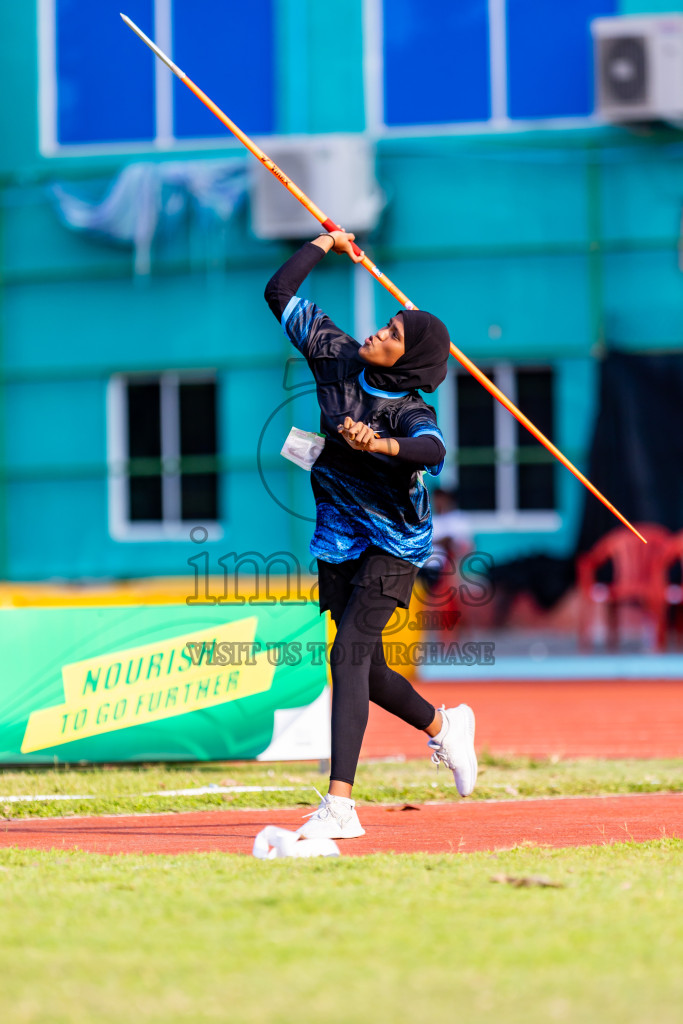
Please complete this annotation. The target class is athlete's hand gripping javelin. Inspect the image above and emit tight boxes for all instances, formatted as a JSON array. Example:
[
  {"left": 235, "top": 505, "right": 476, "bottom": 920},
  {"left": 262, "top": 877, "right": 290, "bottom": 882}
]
[{"left": 312, "top": 230, "right": 365, "bottom": 263}]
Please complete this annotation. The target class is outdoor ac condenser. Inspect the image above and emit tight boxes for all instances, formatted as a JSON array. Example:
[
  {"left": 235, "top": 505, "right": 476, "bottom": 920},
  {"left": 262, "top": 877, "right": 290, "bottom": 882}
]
[
  {"left": 592, "top": 14, "right": 683, "bottom": 122},
  {"left": 249, "top": 134, "right": 385, "bottom": 240}
]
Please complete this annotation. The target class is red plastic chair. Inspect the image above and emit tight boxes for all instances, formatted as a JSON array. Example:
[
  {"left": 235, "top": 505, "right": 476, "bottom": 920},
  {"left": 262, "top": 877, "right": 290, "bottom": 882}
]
[
  {"left": 577, "top": 524, "right": 671, "bottom": 651},
  {"left": 651, "top": 531, "right": 683, "bottom": 651}
]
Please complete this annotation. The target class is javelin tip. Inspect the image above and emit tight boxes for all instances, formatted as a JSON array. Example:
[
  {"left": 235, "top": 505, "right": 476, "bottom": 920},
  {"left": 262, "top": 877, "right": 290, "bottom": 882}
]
[{"left": 120, "top": 12, "right": 186, "bottom": 79}]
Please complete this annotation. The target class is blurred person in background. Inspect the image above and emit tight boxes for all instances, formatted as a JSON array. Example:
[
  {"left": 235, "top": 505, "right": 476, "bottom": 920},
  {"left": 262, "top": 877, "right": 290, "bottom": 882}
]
[
  {"left": 431, "top": 486, "right": 473, "bottom": 572},
  {"left": 417, "top": 486, "right": 474, "bottom": 631}
]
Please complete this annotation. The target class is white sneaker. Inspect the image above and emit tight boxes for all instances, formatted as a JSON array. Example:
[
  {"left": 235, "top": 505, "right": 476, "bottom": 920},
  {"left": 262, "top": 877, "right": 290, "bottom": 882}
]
[
  {"left": 427, "top": 704, "right": 478, "bottom": 797},
  {"left": 296, "top": 790, "right": 366, "bottom": 840}
]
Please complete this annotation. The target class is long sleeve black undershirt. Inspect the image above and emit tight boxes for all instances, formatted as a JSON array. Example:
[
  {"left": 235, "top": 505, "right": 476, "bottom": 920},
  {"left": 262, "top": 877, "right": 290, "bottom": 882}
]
[
  {"left": 265, "top": 243, "right": 446, "bottom": 468},
  {"left": 264, "top": 241, "right": 325, "bottom": 320},
  {"left": 394, "top": 434, "right": 444, "bottom": 465}
]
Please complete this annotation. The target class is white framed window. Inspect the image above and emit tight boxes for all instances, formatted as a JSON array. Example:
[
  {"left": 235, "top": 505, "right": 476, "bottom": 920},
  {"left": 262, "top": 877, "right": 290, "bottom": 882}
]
[
  {"left": 439, "top": 362, "right": 561, "bottom": 532},
  {"left": 107, "top": 371, "right": 222, "bottom": 541},
  {"left": 38, "top": 0, "right": 276, "bottom": 155},
  {"left": 363, "top": 0, "right": 618, "bottom": 136}
]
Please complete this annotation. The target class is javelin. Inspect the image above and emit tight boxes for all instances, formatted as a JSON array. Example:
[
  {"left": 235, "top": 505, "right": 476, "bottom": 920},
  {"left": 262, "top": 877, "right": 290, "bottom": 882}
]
[{"left": 121, "top": 13, "right": 645, "bottom": 544}]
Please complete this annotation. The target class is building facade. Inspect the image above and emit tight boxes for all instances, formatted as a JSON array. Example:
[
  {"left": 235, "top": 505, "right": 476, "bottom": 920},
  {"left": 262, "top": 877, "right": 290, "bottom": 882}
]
[{"left": 1, "top": 0, "right": 682, "bottom": 581}]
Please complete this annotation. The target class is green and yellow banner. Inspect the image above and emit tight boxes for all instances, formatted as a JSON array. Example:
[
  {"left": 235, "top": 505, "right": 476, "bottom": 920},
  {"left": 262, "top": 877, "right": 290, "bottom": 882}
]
[{"left": 0, "top": 603, "right": 328, "bottom": 764}]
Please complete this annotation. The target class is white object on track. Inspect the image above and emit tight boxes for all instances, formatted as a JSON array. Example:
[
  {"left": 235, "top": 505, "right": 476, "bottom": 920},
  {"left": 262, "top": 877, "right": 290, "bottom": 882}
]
[{"left": 252, "top": 825, "right": 340, "bottom": 859}]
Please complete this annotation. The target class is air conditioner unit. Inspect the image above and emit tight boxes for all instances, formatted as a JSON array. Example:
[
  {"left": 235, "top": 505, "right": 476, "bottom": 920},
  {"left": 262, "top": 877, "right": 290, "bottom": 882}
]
[
  {"left": 592, "top": 14, "right": 683, "bottom": 121},
  {"left": 249, "top": 134, "right": 385, "bottom": 240}
]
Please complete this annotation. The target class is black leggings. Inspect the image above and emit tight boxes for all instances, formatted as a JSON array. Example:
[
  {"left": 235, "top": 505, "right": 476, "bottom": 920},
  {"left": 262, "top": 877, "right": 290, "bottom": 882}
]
[{"left": 329, "top": 578, "right": 436, "bottom": 786}]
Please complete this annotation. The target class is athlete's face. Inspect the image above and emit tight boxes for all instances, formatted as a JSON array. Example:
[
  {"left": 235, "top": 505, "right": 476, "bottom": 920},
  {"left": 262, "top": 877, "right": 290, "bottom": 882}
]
[{"left": 359, "top": 315, "right": 405, "bottom": 366}]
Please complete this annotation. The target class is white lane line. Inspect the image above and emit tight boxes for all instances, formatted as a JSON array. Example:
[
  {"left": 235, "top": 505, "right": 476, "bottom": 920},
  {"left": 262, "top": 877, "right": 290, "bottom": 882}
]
[
  {"left": 3, "top": 788, "right": 680, "bottom": 806},
  {"left": 1, "top": 785, "right": 299, "bottom": 804}
]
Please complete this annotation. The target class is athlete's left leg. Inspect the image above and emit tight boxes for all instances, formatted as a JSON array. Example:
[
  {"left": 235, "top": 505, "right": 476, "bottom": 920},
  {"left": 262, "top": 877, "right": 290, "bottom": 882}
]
[{"left": 367, "top": 643, "right": 439, "bottom": 733}]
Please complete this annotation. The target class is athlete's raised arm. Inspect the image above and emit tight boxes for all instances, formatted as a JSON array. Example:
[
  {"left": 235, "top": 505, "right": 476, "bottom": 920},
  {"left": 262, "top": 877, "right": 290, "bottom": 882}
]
[{"left": 264, "top": 231, "right": 363, "bottom": 321}]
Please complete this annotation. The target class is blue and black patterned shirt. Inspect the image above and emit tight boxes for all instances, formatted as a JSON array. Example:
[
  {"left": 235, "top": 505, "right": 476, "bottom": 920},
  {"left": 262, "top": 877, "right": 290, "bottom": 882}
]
[{"left": 265, "top": 243, "right": 446, "bottom": 567}]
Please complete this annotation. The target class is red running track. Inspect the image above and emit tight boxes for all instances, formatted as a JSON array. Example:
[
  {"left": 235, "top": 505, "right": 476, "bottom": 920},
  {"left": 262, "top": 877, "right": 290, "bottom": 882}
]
[
  {"left": 1, "top": 794, "right": 681, "bottom": 857},
  {"left": 1, "top": 679, "right": 681, "bottom": 858},
  {"left": 360, "top": 680, "right": 683, "bottom": 761}
]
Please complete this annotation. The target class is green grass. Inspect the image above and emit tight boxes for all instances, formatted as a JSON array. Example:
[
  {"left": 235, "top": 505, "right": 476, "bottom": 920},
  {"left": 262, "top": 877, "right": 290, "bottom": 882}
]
[
  {"left": 1, "top": 755, "right": 682, "bottom": 819},
  {"left": 0, "top": 841, "right": 682, "bottom": 1024}
]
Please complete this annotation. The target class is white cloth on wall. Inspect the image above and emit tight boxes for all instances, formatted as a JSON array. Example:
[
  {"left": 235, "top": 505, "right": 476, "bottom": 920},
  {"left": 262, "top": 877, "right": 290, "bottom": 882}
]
[{"left": 51, "top": 159, "right": 248, "bottom": 276}]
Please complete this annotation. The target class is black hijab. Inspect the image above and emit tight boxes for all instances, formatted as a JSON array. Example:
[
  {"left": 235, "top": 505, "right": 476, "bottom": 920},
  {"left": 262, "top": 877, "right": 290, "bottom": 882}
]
[{"left": 363, "top": 310, "right": 451, "bottom": 394}]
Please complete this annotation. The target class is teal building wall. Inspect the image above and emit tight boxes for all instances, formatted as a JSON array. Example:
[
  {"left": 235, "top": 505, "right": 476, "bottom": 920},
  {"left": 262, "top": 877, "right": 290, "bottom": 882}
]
[{"left": 1, "top": 1, "right": 682, "bottom": 580}]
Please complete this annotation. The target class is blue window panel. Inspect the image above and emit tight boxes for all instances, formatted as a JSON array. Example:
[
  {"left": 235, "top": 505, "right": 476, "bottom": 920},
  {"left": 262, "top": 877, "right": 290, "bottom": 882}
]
[
  {"left": 507, "top": 0, "right": 618, "bottom": 119},
  {"left": 383, "top": 0, "right": 490, "bottom": 126},
  {"left": 172, "top": 0, "right": 275, "bottom": 138},
  {"left": 56, "top": 0, "right": 155, "bottom": 144}
]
